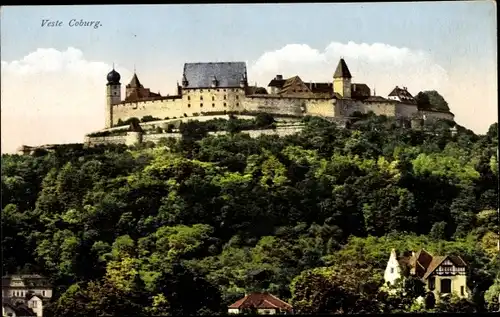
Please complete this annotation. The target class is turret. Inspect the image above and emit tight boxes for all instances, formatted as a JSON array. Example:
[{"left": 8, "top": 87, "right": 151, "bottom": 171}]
[
  {"left": 333, "top": 58, "right": 352, "bottom": 98},
  {"left": 211, "top": 75, "right": 218, "bottom": 88},
  {"left": 239, "top": 74, "right": 247, "bottom": 88},
  {"left": 182, "top": 74, "right": 189, "bottom": 88},
  {"left": 105, "top": 67, "right": 121, "bottom": 128}
]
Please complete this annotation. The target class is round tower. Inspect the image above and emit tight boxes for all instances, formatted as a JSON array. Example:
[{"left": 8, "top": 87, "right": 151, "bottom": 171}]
[{"left": 106, "top": 67, "right": 121, "bottom": 129}]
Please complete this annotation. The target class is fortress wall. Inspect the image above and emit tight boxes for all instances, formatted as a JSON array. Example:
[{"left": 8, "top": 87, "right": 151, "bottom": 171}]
[
  {"left": 420, "top": 110, "right": 454, "bottom": 121},
  {"left": 304, "top": 99, "right": 336, "bottom": 117},
  {"left": 360, "top": 102, "right": 398, "bottom": 116},
  {"left": 395, "top": 103, "right": 419, "bottom": 118},
  {"left": 336, "top": 99, "right": 398, "bottom": 117},
  {"left": 112, "top": 98, "right": 183, "bottom": 125},
  {"left": 143, "top": 133, "right": 182, "bottom": 143},
  {"left": 84, "top": 135, "right": 126, "bottom": 146},
  {"left": 242, "top": 96, "right": 306, "bottom": 117},
  {"left": 86, "top": 125, "right": 305, "bottom": 146}
]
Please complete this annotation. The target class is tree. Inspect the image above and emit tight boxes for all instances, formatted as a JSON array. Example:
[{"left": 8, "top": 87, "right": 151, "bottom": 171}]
[{"left": 415, "top": 90, "right": 450, "bottom": 112}]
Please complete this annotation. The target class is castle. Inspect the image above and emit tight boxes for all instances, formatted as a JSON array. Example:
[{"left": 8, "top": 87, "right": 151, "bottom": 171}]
[
  {"left": 103, "top": 58, "right": 454, "bottom": 131},
  {"left": 17, "top": 58, "right": 456, "bottom": 154}
]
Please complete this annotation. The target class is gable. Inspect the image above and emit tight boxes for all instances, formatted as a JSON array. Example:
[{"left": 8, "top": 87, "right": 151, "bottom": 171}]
[{"left": 279, "top": 76, "right": 312, "bottom": 94}]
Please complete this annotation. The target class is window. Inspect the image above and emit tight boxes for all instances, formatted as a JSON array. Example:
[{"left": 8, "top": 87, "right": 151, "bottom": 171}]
[
  {"left": 236, "top": 103, "right": 239, "bottom": 107},
  {"left": 390, "top": 268, "right": 394, "bottom": 274},
  {"left": 42, "top": 290, "right": 46, "bottom": 297},
  {"left": 212, "top": 96, "right": 215, "bottom": 101},
  {"left": 440, "top": 279, "right": 451, "bottom": 294},
  {"left": 200, "top": 96, "right": 203, "bottom": 100},
  {"left": 217, "top": 89, "right": 220, "bottom": 92},
  {"left": 187, "top": 104, "right": 191, "bottom": 108},
  {"left": 223, "top": 103, "right": 227, "bottom": 107},
  {"left": 200, "top": 89, "right": 203, "bottom": 93},
  {"left": 428, "top": 277, "right": 435, "bottom": 290},
  {"left": 236, "top": 95, "right": 239, "bottom": 100},
  {"left": 31, "top": 301, "right": 38, "bottom": 308},
  {"left": 114, "top": 92, "right": 117, "bottom": 96},
  {"left": 224, "top": 95, "right": 227, "bottom": 100},
  {"left": 200, "top": 103, "right": 203, "bottom": 107},
  {"left": 187, "top": 96, "right": 190, "bottom": 100},
  {"left": 461, "top": 286, "right": 465, "bottom": 296},
  {"left": 212, "top": 103, "right": 215, "bottom": 107}
]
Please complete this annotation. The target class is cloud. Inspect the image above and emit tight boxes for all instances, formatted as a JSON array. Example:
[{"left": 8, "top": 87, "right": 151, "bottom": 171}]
[
  {"left": 248, "top": 41, "right": 496, "bottom": 133},
  {"left": 1, "top": 43, "right": 495, "bottom": 153},
  {"left": 249, "top": 41, "right": 449, "bottom": 96},
  {"left": 1, "top": 47, "right": 132, "bottom": 153}
]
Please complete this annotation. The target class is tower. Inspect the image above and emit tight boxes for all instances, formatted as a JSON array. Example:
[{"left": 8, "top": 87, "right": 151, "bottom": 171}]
[
  {"left": 106, "top": 67, "right": 121, "bottom": 128},
  {"left": 333, "top": 58, "right": 352, "bottom": 98}
]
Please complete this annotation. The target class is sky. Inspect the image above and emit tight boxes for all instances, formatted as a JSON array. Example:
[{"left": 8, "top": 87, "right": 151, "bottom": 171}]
[{"left": 1, "top": 2, "right": 497, "bottom": 153}]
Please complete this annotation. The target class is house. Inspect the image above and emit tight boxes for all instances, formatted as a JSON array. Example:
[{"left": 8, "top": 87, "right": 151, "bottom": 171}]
[
  {"left": 1, "top": 275, "right": 52, "bottom": 317},
  {"left": 2, "top": 300, "right": 37, "bottom": 317},
  {"left": 228, "top": 292, "right": 293, "bottom": 315},
  {"left": 384, "top": 249, "right": 469, "bottom": 299}
]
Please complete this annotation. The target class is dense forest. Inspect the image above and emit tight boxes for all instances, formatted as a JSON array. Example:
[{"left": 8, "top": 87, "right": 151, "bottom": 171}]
[{"left": 2, "top": 113, "right": 499, "bottom": 315}]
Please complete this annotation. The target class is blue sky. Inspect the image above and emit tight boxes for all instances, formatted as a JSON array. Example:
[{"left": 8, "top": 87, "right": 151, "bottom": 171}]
[
  {"left": 2, "top": 3, "right": 496, "bottom": 71},
  {"left": 1, "top": 3, "right": 497, "bottom": 152}
]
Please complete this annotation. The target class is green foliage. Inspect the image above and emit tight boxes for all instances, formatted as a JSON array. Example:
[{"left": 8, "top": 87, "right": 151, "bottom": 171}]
[
  {"left": 415, "top": 90, "right": 450, "bottom": 112},
  {"left": 2, "top": 116, "right": 498, "bottom": 314}
]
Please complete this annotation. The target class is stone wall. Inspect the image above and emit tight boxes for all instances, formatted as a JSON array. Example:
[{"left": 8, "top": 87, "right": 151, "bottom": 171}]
[
  {"left": 421, "top": 110, "right": 454, "bottom": 121},
  {"left": 243, "top": 96, "right": 334, "bottom": 117},
  {"left": 84, "top": 135, "right": 126, "bottom": 145},
  {"left": 111, "top": 87, "right": 246, "bottom": 126},
  {"left": 112, "top": 97, "right": 183, "bottom": 125},
  {"left": 85, "top": 125, "right": 305, "bottom": 147},
  {"left": 395, "top": 103, "right": 419, "bottom": 118}
]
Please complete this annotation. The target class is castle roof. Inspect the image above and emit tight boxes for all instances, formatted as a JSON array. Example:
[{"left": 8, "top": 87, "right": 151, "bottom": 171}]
[
  {"left": 107, "top": 69, "right": 121, "bottom": 85},
  {"left": 127, "top": 73, "right": 144, "bottom": 89},
  {"left": 333, "top": 58, "right": 352, "bottom": 79},
  {"left": 182, "top": 62, "right": 247, "bottom": 89},
  {"left": 388, "top": 86, "right": 416, "bottom": 104},
  {"left": 395, "top": 249, "right": 468, "bottom": 280},
  {"left": 351, "top": 83, "right": 371, "bottom": 99},
  {"left": 228, "top": 292, "right": 293, "bottom": 312}
]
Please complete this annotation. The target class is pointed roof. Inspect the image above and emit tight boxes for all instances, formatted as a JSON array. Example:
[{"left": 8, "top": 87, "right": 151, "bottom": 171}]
[
  {"left": 333, "top": 58, "right": 352, "bottom": 79},
  {"left": 127, "top": 73, "right": 143, "bottom": 88}
]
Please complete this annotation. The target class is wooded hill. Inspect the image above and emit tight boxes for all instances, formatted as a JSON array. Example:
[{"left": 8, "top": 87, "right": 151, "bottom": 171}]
[{"left": 2, "top": 113, "right": 499, "bottom": 315}]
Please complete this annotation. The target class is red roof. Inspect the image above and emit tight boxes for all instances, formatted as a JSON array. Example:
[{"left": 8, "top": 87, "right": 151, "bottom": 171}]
[{"left": 228, "top": 292, "right": 293, "bottom": 311}]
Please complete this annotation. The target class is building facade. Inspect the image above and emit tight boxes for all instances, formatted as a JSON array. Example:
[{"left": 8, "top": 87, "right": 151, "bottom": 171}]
[
  {"left": 103, "top": 58, "right": 454, "bottom": 130},
  {"left": 384, "top": 249, "right": 469, "bottom": 299},
  {"left": 2, "top": 275, "right": 53, "bottom": 317}
]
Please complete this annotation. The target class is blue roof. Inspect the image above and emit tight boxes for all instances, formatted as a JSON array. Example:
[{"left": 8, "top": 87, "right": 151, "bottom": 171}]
[{"left": 183, "top": 62, "right": 247, "bottom": 88}]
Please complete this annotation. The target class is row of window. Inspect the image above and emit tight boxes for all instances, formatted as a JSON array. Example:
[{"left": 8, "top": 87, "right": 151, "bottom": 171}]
[
  {"left": 187, "top": 103, "right": 240, "bottom": 108},
  {"left": 428, "top": 277, "right": 465, "bottom": 296},
  {"left": 12, "top": 290, "right": 46, "bottom": 297},
  {"left": 187, "top": 95, "right": 239, "bottom": 101}
]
